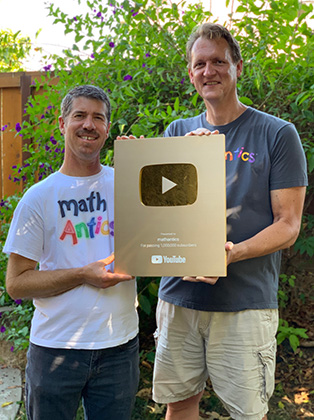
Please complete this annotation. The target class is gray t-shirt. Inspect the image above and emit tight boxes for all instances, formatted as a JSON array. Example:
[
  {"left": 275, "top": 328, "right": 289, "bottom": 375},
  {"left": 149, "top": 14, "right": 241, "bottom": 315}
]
[{"left": 159, "top": 107, "right": 308, "bottom": 311}]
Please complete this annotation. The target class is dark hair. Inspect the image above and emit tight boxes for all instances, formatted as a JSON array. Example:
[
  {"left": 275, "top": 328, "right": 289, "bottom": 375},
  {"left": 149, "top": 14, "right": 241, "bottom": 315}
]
[
  {"left": 186, "top": 23, "right": 242, "bottom": 68},
  {"left": 61, "top": 85, "right": 111, "bottom": 123}
]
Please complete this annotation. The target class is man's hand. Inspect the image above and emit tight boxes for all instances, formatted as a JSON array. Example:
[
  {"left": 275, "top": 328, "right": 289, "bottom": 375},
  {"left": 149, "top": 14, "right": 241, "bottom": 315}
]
[
  {"left": 116, "top": 135, "right": 144, "bottom": 140},
  {"left": 185, "top": 128, "right": 219, "bottom": 136},
  {"left": 83, "top": 253, "right": 134, "bottom": 289},
  {"left": 182, "top": 242, "right": 234, "bottom": 285}
]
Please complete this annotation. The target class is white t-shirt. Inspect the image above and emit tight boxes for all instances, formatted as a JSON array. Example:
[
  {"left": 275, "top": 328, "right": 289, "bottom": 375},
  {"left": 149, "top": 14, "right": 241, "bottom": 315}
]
[{"left": 4, "top": 166, "right": 138, "bottom": 349}]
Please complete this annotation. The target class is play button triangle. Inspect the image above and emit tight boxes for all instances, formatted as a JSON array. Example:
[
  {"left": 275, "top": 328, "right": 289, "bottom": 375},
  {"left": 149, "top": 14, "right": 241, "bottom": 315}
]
[{"left": 162, "top": 176, "right": 177, "bottom": 194}]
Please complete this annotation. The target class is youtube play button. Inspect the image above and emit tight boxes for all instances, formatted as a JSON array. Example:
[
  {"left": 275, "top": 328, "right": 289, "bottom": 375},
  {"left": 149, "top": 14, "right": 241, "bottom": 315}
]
[
  {"left": 162, "top": 176, "right": 177, "bottom": 194},
  {"left": 140, "top": 163, "right": 198, "bottom": 206}
]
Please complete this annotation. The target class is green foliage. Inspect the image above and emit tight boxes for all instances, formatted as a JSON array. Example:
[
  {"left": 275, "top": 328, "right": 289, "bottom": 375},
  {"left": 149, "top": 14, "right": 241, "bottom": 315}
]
[
  {"left": 278, "top": 273, "right": 296, "bottom": 308},
  {"left": 0, "top": 0, "right": 313, "bottom": 351},
  {"left": 294, "top": 214, "right": 314, "bottom": 257},
  {"left": 277, "top": 318, "right": 308, "bottom": 353},
  {"left": 277, "top": 273, "right": 309, "bottom": 353},
  {"left": 0, "top": 29, "right": 32, "bottom": 72}
]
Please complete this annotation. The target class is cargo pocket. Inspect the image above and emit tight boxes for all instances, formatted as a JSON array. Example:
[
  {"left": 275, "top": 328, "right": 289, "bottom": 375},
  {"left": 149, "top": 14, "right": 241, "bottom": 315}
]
[
  {"left": 257, "top": 338, "right": 277, "bottom": 403},
  {"left": 153, "top": 328, "right": 159, "bottom": 349}
]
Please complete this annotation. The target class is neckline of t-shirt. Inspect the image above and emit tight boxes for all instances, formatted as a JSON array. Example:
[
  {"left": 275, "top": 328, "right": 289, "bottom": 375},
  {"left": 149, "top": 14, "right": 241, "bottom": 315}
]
[
  {"left": 56, "top": 165, "right": 107, "bottom": 180},
  {"left": 201, "top": 107, "right": 253, "bottom": 132}
]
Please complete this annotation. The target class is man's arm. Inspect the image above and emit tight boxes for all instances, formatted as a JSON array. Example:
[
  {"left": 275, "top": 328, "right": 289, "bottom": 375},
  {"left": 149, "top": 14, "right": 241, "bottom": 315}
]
[
  {"left": 6, "top": 253, "right": 133, "bottom": 300},
  {"left": 228, "top": 186, "right": 306, "bottom": 264},
  {"left": 183, "top": 186, "right": 306, "bottom": 284}
]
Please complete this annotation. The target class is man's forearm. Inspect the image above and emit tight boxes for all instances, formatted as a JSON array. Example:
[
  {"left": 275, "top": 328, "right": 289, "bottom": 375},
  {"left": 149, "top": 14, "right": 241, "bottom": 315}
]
[
  {"left": 6, "top": 265, "right": 85, "bottom": 300},
  {"left": 229, "top": 218, "right": 300, "bottom": 265}
]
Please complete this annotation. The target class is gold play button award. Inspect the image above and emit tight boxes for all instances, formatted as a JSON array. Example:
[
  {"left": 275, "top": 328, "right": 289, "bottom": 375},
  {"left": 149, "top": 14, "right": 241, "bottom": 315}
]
[{"left": 114, "top": 136, "right": 226, "bottom": 277}]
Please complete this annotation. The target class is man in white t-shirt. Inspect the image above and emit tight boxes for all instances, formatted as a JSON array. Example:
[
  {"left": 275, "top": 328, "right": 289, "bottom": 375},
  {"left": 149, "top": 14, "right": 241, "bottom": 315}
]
[{"left": 4, "top": 85, "right": 139, "bottom": 420}]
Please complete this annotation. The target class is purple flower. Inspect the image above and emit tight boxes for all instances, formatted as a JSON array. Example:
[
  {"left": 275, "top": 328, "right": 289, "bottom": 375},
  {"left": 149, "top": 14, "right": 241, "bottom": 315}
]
[
  {"left": 96, "top": 11, "right": 102, "bottom": 17},
  {"left": 91, "top": 53, "right": 95, "bottom": 59},
  {"left": 148, "top": 69, "right": 153, "bottom": 74},
  {"left": 73, "top": 16, "right": 78, "bottom": 21},
  {"left": 132, "top": 11, "right": 138, "bottom": 16},
  {"left": 43, "top": 64, "right": 52, "bottom": 71},
  {"left": 123, "top": 75, "right": 133, "bottom": 81},
  {"left": 47, "top": 105, "right": 53, "bottom": 110},
  {"left": 15, "top": 299, "right": 22, "bottom": 305},
  {"left": 50, "top": 136, "right": 57, "bottom": 145},
  {"left": 0, "top": 326, "right": 6, "bottom": 333},
  {"left": 15, "top": 123, "right": 22, "bottom": 132},
  {"left": 107, "top": 88, "right": 112, "bottom": 93},
  {"left": 40, "top": 114, "right": 45, "bottom": 119},
  {"left": 1, "top": 124, "right": 8, "bottom": 131},
  {"left": 40, "top": 163, "right": 45, "bottom": 168},
  {"left": 10, "top": 346, "right": 14, "bottom": 352},
  {"left": 13, "top": 177, "right": 19, "bottom": 183},
  {"left": 145, "top": 53, "right": 151, "bottom": 58},
  {"left": 142, "top": 63, "right": 146, "bottom": 67},
  {"left": 180, "top": 77, "right": 185, "bottom": 84},
  {"left": 109, "top": 42, "right": 115, "bottom": 48},
  {"left": 45, "top": 145, "right": 50, "bottom": 152}
]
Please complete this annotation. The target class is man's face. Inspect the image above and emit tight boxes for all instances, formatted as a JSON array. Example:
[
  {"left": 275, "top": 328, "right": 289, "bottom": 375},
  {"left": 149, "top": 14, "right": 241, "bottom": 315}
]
[
  {"left": 188, "top": 37, "right": 242, "bottom": 105},
  {"left": 58, "top": 97, "right": 110, "bottom": 164}
]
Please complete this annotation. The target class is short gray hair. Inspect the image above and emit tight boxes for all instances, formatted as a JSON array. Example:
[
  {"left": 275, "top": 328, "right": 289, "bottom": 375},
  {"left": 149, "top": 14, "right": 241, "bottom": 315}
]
[
  {"left": 61, "top": 85, "right": 111, "bottom": 123},
  {"left": 186, "top": 23, "right": 242, "bottom": 68}
]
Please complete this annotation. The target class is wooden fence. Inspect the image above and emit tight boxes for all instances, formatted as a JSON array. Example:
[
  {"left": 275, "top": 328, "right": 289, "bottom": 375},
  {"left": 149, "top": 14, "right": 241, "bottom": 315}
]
[{"left": 0, "top": 71, "right": 55, "bottom": 200}]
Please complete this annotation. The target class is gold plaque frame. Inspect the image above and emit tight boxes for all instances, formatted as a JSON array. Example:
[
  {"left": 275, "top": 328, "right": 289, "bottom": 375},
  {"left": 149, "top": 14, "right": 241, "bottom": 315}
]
[{"left": 114, "top": 135, "right": 226, "bottom": 277}]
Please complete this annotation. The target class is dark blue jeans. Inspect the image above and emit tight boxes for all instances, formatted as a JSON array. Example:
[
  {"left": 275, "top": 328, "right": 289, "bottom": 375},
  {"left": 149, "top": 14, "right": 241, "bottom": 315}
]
[{"left": 25, "top": 336, "right": 139, "bottom": 420}]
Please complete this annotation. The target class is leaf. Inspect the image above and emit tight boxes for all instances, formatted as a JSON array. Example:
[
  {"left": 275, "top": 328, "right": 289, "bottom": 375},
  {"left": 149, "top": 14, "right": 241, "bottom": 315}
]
[
  {"left": 138, "top": 294, "right": 151, "bottom": 315},
  {"left": 289, "top": 334, "right": 299, "bottom": 352},
  {"left": 239, "top": 96, "right": 253, "bottom": 105},
  {"left": 2, "top": 402, "right": 13, "bottom": 407},
  {"left": 174, "top": 97, "right": 179, "bottom": 113}
]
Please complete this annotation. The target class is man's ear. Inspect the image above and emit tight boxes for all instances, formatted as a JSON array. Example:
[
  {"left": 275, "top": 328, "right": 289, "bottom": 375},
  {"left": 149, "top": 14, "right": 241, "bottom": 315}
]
[
  {"left": 58, "top": 116, "right": 65, "bottom": 136},
  {"left": 188, "top": 68, "right": 195, "bottom": 85},
  {"left": 236, "top": 60, "right": 243, "bottom": 78},
  {"left": 106, "top": 122, "right": 111, "bottom": 138}
]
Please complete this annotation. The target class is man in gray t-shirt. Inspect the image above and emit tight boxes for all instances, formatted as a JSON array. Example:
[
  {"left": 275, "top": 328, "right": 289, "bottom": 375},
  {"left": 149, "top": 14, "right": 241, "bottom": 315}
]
[{"left": 152, "top": 23, "right": 307, "bottom": 420}]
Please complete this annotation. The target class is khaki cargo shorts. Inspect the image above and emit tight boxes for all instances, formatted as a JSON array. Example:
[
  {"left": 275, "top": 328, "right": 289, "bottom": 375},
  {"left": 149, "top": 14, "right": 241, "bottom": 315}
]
[{"left": 153, "top": 299, "right": 278, "bottom": 420}]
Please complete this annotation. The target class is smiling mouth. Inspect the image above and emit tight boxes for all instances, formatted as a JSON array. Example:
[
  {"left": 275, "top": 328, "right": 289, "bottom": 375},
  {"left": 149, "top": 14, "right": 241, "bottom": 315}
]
[
  {"left": 80, "top": 136, "right": 97, "bottom": 140},
  {"left": 204, "top": 81, "right": 219, "bottom": 86},
  {"left": 77, "top": 131, "right": 99, "bottom": 141}
]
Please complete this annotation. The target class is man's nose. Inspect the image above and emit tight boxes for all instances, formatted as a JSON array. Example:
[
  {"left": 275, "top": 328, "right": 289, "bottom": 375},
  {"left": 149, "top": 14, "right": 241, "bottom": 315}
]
[
  {"left": 82, "top": 115, "right": 96, "bottom": 130},
  {"left": 203, "top": 62, "right": 216, "bottom": 76}
]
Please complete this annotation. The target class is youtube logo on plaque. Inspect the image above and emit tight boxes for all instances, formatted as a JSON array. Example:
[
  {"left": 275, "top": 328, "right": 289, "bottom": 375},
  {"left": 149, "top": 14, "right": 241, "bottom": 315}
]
[{"left": 140, "top": 163, "right": 198, "bottom": 206}]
